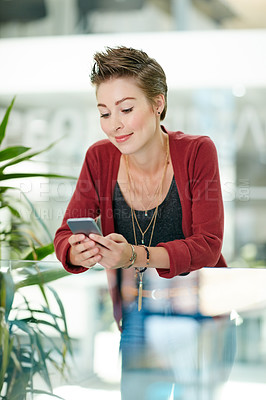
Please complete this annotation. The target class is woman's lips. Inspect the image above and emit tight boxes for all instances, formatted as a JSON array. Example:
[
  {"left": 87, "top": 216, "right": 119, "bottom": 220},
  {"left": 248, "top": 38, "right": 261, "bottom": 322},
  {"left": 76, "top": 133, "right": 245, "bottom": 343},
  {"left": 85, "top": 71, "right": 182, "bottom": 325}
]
[{"left": 115, "top": 133, "right": 133, "bottom": 143}]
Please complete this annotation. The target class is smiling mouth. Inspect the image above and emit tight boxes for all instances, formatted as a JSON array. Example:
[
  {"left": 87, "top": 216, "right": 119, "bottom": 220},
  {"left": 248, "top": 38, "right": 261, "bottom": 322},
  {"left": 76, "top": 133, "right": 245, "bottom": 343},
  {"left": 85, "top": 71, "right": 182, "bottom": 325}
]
[{"left": 115, "top": 133, "right": 133, "bottom": 143}]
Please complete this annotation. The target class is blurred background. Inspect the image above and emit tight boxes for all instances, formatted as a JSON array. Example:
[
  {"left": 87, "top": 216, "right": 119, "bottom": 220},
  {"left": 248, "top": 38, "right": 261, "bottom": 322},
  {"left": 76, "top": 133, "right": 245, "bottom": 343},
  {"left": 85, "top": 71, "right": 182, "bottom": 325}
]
[
  {"left": 0, "top": 0, "right": 266, "bottom": 267},
  {"left": 0, "top": 2, "right": 266, "bottom": 399},
  {"left": 1, "top": 0, "right": 266, "bottom": 267}
]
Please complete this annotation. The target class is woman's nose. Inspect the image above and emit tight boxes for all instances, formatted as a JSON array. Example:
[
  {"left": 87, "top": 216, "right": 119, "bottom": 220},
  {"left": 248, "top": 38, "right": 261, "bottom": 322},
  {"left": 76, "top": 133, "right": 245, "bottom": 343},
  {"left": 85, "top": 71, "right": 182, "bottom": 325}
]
[{"left": 113, "top": 116, "right": 123, "bottom": 132}]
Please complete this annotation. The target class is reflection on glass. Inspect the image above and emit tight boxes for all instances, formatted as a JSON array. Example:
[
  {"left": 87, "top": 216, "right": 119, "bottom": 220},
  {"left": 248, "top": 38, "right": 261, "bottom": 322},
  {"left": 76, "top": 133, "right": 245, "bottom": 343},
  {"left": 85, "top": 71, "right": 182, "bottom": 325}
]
[
  {"left": 120, "top": 268, "right": 237, "bottom": 400},
  {"left": 1, "top": 260, "right": 266, "bottom": 399}
]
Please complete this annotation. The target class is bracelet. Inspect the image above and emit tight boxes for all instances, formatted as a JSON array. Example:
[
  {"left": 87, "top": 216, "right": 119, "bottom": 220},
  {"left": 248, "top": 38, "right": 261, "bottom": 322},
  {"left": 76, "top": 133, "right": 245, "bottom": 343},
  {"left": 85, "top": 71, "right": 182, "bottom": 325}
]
[
  {"left": 143, "top": 245, "right": 150, "bottom": 267},
  {"left": 122, "top": 244, "right": 137, "bottom": 269},
  {"left": 135, "top": 245, "right": 150, "bottom": 274}
]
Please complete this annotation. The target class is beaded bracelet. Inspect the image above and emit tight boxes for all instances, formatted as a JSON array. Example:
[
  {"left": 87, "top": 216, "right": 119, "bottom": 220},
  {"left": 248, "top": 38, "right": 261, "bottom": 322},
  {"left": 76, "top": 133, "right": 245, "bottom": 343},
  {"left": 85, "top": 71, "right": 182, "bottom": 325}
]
[
  {"left": 142, "top": 245, "right": 150, "bottom": 267},
  {"left": 134, "top": 245, "right": 150, "bottom": 274}
]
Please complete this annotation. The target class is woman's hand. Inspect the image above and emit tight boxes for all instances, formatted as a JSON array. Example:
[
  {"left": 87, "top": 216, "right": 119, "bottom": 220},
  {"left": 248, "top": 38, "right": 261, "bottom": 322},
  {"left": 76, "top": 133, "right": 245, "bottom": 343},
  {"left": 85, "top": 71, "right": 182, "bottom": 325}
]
[
  {"left": 89, "top": 233, "right": 132, "bottom": 270},
  {"left": 68, "top": 234, "right": 102, "bottom": 268}
]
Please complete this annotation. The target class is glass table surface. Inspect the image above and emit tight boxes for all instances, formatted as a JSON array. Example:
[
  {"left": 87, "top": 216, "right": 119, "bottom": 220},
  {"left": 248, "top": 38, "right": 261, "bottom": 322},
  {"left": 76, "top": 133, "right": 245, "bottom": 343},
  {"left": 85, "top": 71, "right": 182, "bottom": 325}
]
[{"left": 1, "top": 260, "right": 265, "bottom": 400}]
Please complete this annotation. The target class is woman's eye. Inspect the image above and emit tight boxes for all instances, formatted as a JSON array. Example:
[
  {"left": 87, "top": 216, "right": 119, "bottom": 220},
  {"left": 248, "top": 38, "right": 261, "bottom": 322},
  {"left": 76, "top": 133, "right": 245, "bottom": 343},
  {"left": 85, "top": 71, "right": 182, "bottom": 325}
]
[
  {"left": 122, "top": 107, "right": 133, "bottom": 113},
  {"left": 100, "top": 113, "right": 110, "bottom": 118}
]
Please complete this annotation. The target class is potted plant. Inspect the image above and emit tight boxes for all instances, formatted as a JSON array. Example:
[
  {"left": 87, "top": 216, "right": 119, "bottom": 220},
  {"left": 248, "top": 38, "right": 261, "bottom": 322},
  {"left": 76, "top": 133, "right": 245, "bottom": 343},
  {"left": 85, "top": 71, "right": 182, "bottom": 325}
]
[
  {"left": 0, "top": 98, "right": 74, "bottom": 399},
  {"left": 0, "top": 97, "right": 74, "bottom": 260},
  {"left": 0, "top": 261, "right": 71, "bottom": 400}
]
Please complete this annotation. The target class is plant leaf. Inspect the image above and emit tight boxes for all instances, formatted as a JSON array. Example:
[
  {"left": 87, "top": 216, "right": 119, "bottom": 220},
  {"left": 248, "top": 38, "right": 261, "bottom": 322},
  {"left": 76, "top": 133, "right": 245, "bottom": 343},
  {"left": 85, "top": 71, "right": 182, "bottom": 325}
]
[
  {"left": 0, "top": 271, "right": 15, "bottom": 320},
  {"left": 11, "top": 319, "right": 33, "bottom": 335},
  {"left": 36, "top": 327, "right": 66, "bottom": 356},
  {"left": 0, "top": 97, "right": 15, "bottom": 146},
  {"left": 33, "top": 332, "right": 53, "bottom": 391},
  {"left": 0, "top": 172, "right": 76, "bottom": 180},
  {"left": 0, "top": 310, "right": 13, "bottom": 392},
  {"left": 23, "top": 243, "right": 55, "bottom": 261},
  {"left": 48, "top": 286, "right": 72, "bottom": 353},
  {"left": 26, "top": 389, "right": 65, "bottom": 399},
  {"left": 0, "top": 135, "right": 73, "bottom": 173},
  {"left": 6, "top": 204, "right": 21, "bottom": 219},
  {"left": 5, "top": 362, "right": 30, "bottom": 400},
  {"left": 0, "top": 185, "right": 11, "bottom": 194},
  {"left": 40, "top": 305, "right": 71, "bottom": 360},
  {"left": 21, "top": 191, "right": 53, "bottom": 242},
  {"left": 15, "top": 267, "right": 70, "bottom": 290},
  {"left": 0, "top": 146, "right": 30, "bottom": 162},
  {"left": 0, "top": 186, "right": 53, "bottom": 243},
  {"left": 42, "top": 288, "right": 73, "bottom": 356}
]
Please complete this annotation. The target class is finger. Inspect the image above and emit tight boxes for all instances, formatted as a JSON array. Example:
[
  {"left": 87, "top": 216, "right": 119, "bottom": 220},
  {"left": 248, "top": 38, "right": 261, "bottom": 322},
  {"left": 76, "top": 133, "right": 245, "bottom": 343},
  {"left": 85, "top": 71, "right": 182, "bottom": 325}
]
[
  {"left": 80, "top": 253, "right": 102, "bottom": 268},
  {"left": 74, "top": 238, "right": 98, "bottom": 254},
  {"left": 79, "top": 249, "right": 102, "bottom": 266},
  {"left": 68, "top": 234, "right": 85, "bottom": 246},
  {"left": 105, "top": 233, "right": 127, "bottom": 243},
  {"left": 89, "top": 234, "right": 112, "bottom": 249},
  {"left": 72, "top": 244, "right": 99, "bottom": 261},
  {"left": 80, "top": 246, "right": 100, "bottom": 259},
  {"left": 69, "top": 243, "right": 102, "bottom": 267}
]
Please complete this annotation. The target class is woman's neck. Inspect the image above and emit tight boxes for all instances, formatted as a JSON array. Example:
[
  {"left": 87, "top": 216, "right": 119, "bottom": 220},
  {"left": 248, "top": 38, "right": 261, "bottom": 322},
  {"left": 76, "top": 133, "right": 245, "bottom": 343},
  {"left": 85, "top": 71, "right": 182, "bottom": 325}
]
[{"left": 127, "top": 131, "right": 168, "bottom": 176}]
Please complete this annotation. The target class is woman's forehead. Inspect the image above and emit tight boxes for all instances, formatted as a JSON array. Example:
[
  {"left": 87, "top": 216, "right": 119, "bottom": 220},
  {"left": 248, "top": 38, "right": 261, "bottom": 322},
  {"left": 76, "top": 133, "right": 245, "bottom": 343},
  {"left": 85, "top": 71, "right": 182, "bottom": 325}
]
[{"left": 96, "top": 77, "right": 144, "bottom": 103}]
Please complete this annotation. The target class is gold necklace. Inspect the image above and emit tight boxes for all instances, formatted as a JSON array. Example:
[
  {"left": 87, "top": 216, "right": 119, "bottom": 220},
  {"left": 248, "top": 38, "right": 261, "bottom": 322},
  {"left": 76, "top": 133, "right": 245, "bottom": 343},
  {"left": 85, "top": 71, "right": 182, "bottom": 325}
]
[
  {"left": 124, "top": 135, "right": 169, "bottom": 311},
  {"left": 125, "top": 134, "right": 169, "bottom": 247},
  {"left": 126, "top": 167, "right": 163, "bottom": 217}
]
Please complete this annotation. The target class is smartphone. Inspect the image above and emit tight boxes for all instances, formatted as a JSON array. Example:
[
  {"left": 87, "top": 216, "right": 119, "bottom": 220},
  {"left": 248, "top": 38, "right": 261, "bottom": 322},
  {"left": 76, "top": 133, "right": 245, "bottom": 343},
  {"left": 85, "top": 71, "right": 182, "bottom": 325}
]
[{"left": 67, "top": 217, "right": 102, "bottom": 237}]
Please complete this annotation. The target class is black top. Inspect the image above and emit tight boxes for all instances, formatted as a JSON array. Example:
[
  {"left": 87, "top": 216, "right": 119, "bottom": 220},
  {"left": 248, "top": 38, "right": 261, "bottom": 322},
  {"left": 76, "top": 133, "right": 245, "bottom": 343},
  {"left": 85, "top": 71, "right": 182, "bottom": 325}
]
[{"left": 113, "top": 176, "right": 185, "bottom": 246}]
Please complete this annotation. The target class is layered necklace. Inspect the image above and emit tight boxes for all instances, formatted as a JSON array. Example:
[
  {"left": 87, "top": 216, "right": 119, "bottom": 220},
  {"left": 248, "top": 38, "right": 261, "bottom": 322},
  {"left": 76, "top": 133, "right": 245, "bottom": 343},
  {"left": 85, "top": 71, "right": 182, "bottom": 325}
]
[
  {"left": 124, "top": 135, "right": 170, "bottom": 310},
  {"left": 125, "top": 134, "right": 170, "bottom": 247}
]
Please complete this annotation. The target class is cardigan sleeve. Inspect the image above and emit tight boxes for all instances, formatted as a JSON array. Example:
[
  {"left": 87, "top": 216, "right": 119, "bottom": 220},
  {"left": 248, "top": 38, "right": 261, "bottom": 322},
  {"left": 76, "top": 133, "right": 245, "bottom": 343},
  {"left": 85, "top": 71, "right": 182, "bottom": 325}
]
[
  {"left": 156, "top": 136, "right": 226, "bottom": 278},
  {"left": 53, "top": 148, "right": 100, "bottom": 274}
]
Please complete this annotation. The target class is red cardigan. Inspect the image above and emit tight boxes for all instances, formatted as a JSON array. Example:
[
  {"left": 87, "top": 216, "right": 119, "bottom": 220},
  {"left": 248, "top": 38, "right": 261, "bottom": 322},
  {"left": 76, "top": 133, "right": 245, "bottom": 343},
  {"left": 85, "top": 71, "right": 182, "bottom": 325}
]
[{"left": 54, "top": 129, "right": 227, "bottom": 324}]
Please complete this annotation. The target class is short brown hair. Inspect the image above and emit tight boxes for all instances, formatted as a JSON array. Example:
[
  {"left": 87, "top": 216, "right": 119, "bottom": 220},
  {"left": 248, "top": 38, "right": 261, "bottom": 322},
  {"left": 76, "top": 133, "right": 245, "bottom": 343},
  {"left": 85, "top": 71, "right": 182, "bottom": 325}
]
[{"left": 90, "top": 46, "right": 168, "bottom": 121}]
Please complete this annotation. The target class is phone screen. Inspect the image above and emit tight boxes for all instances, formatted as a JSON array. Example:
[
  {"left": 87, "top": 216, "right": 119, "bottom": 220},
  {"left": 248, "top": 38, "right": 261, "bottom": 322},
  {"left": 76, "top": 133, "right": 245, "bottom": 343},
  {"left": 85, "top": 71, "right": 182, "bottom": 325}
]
[{"left": 67, "top": 218, "right": 102, "bottom": 236}]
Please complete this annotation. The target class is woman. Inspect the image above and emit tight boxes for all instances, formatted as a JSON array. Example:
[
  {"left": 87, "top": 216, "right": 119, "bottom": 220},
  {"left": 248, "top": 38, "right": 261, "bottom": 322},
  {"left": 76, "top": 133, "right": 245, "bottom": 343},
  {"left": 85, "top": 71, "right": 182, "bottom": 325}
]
[{"left": 54, "top": 46, "right": 227, "bottom": 399}]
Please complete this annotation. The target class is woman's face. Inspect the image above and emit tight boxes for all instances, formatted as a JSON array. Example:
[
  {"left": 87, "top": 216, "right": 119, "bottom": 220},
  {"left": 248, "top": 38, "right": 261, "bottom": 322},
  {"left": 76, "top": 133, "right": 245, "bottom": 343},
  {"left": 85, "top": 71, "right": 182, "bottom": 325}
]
[{"left": 96, "top": 77, "right": 160, "bottom": 155}]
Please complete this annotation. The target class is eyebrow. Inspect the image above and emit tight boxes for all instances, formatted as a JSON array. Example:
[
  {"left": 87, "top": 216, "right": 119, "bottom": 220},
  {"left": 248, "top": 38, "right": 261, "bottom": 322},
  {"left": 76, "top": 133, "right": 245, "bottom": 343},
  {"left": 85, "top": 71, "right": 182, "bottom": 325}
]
[{"left": 97, "top": 97, "right": 136, "bottom": 108}]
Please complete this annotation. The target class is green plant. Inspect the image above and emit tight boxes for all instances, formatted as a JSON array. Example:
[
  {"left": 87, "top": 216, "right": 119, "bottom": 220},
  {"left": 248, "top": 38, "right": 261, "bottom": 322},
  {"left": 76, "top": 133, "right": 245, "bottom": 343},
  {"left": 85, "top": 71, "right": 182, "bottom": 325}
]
[
  {"left": 0, "top": 97, "right": 74, "bottom": 260},
  {"left": 0, "top": 98, "right": 75, "bottom": 399},
  {"left": 0, "top": 261, "right": 71, "bottom": 399}
]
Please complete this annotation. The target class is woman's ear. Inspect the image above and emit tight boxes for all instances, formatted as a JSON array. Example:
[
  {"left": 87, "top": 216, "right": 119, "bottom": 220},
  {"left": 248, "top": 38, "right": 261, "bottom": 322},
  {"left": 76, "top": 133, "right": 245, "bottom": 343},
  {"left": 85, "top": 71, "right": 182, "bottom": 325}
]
[{"left": 154, "top": 94, "right": 165, "bottom": 115}]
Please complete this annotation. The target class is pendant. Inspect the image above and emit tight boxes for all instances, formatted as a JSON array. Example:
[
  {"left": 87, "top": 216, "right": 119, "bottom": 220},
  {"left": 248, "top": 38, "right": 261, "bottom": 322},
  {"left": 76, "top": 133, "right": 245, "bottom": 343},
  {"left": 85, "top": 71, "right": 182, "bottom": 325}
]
[
  {"left": 138, "top": 272, "right": 143, "bottom": 311},
  {"left": 145, "top": 210, "right": 148, "bottom": 217}
]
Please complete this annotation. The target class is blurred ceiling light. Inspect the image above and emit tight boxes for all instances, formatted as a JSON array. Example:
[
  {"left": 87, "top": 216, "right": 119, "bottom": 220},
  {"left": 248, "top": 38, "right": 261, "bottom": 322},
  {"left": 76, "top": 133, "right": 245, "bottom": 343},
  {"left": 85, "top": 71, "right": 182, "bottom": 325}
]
[
  {"left": 232, "top": 84, "right": 246, "bottom": 97},
  {"left": 0, "top": 31, "right": 266, "bottom": 94},
  {"left": 230, "top": 309, "right": 243, "bottom": 326}
]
